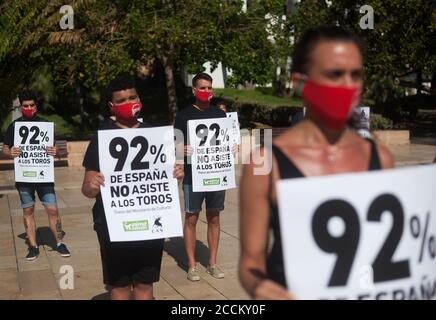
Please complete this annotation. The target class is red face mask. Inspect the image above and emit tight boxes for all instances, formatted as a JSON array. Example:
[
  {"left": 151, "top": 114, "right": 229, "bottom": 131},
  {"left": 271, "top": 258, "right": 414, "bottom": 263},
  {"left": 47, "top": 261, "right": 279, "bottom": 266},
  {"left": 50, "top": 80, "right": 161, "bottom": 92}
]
[
  {"left": 296, "top": 79, "right": 361, "bottom": 129},
  {"left": 195, "top": 90, "right": 213, "bottom": 103},
  {"left": 112, "top": 101, "right": 142, "bottom": 122},
  {"left": 22, "top": 107, "right": 37, "bottom": 119}
]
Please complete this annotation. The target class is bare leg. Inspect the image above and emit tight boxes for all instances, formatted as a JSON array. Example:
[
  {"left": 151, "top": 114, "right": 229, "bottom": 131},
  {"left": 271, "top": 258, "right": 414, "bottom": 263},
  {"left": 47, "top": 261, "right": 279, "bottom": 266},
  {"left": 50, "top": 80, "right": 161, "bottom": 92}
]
[
  {"left": 133, "top": 283, "right": 154, "bottom": 300},
  {"left": 23, "top": 206, "right": 37, "bottom": 247},
  {"left": 111, "top": 285, "right": 131, "bottom": 300},
  {"left": 183, "top": 212, "right": 199, "bottom": 268},
  {"left": 206, "top": 210, "right": 220, "bottom": 266},
  {"left": 46, "top": 205, "right": 62, "bottom": 244}
]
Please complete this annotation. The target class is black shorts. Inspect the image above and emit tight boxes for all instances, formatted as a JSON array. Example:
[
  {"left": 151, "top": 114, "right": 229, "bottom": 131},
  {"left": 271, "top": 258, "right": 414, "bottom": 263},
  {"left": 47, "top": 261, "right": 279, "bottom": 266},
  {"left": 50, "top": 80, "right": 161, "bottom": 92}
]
[{"left": 95, "top": 225, "right": 164, "bottom": 287}]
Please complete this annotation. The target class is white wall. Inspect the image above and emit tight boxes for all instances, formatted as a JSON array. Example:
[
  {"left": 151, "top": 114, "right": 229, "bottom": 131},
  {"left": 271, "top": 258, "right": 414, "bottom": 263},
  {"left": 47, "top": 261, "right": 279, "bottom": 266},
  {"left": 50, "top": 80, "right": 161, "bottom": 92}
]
[{"left": 182, "top": 62, "right": 229, "bottom": 89}]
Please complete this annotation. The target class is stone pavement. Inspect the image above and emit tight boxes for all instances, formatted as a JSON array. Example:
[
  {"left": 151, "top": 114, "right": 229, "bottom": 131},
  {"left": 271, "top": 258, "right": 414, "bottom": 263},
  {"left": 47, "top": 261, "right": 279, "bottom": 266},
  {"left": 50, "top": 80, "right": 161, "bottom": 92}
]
[
  {"left": 0, "top": 142, "right": 435, "bottom": 300},
  {"left": 0, "top": 166, "right": 247, "bottom": 300}
]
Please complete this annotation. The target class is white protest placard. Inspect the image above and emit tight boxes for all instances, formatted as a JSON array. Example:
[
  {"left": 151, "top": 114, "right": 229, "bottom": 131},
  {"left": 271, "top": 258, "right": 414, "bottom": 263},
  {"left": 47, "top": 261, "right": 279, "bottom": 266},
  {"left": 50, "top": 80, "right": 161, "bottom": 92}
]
[
  {"left": 188, "top": 117, "right": 236, "bottom": 192},
  {"left": 277, "top": 164, "right": 436, "bottom": 300},
  {"left": 226, "top": 112, "right": 240, "bottom": 145},
  {"left": 98, "top": 126, "right": 182, "bottom": 242},
  {"left": 14, "top": 122, "right": 54, "bottom": 183}
]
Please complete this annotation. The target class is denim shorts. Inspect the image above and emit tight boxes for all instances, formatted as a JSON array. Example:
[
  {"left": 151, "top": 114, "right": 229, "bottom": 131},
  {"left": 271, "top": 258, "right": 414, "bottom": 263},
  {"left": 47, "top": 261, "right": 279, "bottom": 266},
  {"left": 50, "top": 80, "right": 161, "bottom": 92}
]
[
  {"left": 17, "top": 185, "right": 57, "bottom": 209},
  {"left": 182, "top": 184, "right": 225, "bottom": 213}
]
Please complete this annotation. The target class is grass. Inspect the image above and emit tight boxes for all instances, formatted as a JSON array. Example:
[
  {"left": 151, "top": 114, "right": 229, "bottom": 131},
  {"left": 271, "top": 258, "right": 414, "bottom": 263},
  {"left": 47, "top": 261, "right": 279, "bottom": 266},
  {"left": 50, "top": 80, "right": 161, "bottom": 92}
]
[
  {"left": 214, "top": 87, "right": 304, "bottom": 108},
  {"left": 43, "top": 114, "right": 77, "bottom": 138}
]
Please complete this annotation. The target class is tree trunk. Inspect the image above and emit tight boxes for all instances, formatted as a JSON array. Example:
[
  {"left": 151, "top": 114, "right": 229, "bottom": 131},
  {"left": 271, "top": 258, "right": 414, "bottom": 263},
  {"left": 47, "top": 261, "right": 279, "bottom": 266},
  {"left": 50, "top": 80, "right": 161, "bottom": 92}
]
[
  {"left": 431, "top": 72, "right": 436, "bottom": 96},
  {"left": 161, "top": 54, "right": 178, "bottom": 124},
  {"left": 286, "top": 0, "right": 295, "bottom": 15},
  {"left": 273, "top": 65, "right": 288, "bottom": 97},
  {"left": 75, "top": 84, "right": 85, "bottom": 130},
  {"left": 12, "top": 96, "right": 21, "bottom": 122},
  {"left": 416, "top": 69, "right": 422, "bottom": 95}
]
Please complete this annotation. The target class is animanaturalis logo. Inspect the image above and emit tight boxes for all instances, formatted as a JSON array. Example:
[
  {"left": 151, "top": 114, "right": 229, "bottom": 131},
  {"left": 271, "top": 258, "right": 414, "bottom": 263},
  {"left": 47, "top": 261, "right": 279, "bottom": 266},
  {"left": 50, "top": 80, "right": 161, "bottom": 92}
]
[
  {"left": 203, "top": 178, "right": 220, "bottom": 186},
  {"left": 23, "top": 171, "right": 37, "bottom": 177},
  {"left": 123, "top": 220, "right": 149, "bottom": 232}
]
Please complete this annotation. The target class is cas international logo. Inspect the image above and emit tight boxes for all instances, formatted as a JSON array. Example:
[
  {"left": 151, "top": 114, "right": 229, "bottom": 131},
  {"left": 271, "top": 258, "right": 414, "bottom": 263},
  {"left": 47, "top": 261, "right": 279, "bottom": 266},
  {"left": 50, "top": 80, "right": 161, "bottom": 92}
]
[{"left": 152, "top": 217, "right": 163, "bottom": 233}]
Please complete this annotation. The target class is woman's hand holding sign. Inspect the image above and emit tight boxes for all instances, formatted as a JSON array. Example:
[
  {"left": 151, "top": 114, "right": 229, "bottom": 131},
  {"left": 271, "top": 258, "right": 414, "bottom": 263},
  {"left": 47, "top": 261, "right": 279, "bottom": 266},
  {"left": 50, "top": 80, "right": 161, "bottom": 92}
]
[{"left": 173, "top": 164, "right": 184, "bottom": 182}]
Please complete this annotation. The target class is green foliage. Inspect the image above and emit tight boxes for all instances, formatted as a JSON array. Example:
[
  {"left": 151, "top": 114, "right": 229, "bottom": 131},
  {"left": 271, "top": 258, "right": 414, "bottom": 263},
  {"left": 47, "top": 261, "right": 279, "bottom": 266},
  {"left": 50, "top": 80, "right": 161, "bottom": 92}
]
[
  {"left": 365, "top": 75, "right": 405, "bottom": 112},
  {"left": 214, "top": 86, "right": 303, "bottom": 128},
  {"left": 227, "top": 101, "right": 301, "bottom": 128},
  {"left": 0, "top": 0, "right": 278, "bottom": 123},
  {"left": 214, "top": 87, "right": 303, "bottom": 107},
  {"left": 219, "top": 1, "right": 277, "bottom": 86},
  {"left": 289, "top": 0, "right": 436, "bottom": 79},
  {"left": 0, "top": 0, "right": 434, "bottom": 131},
  {"left": 370, "top": 113, "right": 393, "bottom": 130}
]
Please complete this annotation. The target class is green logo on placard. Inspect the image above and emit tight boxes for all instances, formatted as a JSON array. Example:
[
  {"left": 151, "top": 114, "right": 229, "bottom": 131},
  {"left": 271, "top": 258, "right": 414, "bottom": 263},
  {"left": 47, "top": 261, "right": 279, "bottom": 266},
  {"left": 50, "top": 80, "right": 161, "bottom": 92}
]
[
  {"left": 203, "top": 178, "right": 220, "bottom": 186},
  {"left": 23, "top": 171, "right": 37, "bottom": 178},
  {"left": 123, "top": 220, "right": 149, "bottom": 232}
]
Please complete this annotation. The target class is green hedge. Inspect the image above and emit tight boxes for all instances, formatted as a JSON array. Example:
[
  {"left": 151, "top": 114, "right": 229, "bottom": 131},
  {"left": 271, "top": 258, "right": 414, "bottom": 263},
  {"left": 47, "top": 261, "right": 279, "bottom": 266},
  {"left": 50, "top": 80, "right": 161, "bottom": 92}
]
[
  {"left": 370, "top": 113, "right": 393, "bottom": 130},
  {"left": 218, "top": 96, "right": 395, "bottom": 131},
  {"left": 220, "top": 98, "right": 302, "bottom": 128}
]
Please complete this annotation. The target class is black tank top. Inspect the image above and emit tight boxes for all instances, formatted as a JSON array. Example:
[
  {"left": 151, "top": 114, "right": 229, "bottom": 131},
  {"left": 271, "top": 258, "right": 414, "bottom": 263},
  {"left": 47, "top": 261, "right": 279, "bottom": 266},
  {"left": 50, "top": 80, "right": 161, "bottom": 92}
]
[{"left": 266, "top": 138, "right": 382, "bottom": 287}]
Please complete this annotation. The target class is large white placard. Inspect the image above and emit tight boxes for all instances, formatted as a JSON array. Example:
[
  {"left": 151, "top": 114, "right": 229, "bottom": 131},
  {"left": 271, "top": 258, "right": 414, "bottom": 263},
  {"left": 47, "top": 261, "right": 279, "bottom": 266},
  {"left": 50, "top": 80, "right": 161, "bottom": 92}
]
[
  {"left": 277, "top": 164, "right": 436, "bottom": 300},
  {"left": 188, "top": 117, "right": 236, "bottom": 192},
  {"left": 13, "top": 122, "right": 54, "bottom": 183},
  {"left": 98, "top": 126, "right": 182, "bottom": 242}
]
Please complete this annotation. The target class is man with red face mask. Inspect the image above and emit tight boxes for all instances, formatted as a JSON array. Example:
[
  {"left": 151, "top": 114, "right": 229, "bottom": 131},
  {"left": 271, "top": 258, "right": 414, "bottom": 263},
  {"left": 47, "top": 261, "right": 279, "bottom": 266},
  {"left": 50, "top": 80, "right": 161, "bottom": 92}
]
[
  {"left": 174, "top": 72, "right": 228, "bottom": 282},
  {"left": 239, "top": 26, "right": 395, "bottom": 299},
  {"left": 2, "top": 90, "right": 71, "bottom": 261},
  {"left": 81, "top": 75, "right": 184, "bottom": 300}
]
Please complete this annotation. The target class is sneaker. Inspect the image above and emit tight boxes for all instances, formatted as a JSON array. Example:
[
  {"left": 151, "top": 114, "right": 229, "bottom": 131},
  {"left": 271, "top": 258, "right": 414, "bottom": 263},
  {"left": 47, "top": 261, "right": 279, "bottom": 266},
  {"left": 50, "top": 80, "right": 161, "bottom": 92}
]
[
  {"left": 26, "top": 246, "right": 39, "bottom": 261},
  {"left": 206, "top": 265, "right": 225, "bottom": 279},
  {"left": 187, "top": 265, "right": 201, "bottom": 281},
  {"left": 56, "top": 243, "right": 71, "bottom": 257}
]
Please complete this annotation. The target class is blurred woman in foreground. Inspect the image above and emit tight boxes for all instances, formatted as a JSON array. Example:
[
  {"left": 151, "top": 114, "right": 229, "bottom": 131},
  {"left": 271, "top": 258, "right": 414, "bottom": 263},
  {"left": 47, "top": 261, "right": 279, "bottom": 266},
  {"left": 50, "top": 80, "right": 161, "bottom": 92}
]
[{"left": 239, "top": 26, "right": 394, "bottom": 299}]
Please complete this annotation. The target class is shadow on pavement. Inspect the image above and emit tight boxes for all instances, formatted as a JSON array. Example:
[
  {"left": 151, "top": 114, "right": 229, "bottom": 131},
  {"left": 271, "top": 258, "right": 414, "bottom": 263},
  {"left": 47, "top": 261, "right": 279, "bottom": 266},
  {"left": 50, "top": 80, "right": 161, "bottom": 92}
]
[
  {"left": 91, "top": 291, "right": 111, "bottom": 300},
  {"left": 164, "top": 237, "right": 210, "bottom": 271},
  {"left": 18, "top": 227, "right": 66, "bottom": 250}
]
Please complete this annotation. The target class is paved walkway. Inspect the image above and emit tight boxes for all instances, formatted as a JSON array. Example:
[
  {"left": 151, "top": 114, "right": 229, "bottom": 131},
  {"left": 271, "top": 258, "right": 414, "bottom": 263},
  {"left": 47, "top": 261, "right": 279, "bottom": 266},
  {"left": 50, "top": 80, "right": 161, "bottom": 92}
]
[{"left": 0, "top": 143, "right": 435, "bottom": 300}]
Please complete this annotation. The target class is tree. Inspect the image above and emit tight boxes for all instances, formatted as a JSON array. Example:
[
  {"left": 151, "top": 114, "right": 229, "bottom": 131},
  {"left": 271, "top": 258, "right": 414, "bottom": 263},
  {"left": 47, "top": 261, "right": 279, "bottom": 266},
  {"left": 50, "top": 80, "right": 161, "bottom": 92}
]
[
  {"left": 219, "top": 1, "right": 276, "bottom": 89},
  {"left": 286, "top": 0, "right": 436, "bottom": 117},
  {"left": 0, "top": 0, "right": 139, "bottom": 127},
  {"left": 0, "top": 1, "right": 286, "bottom": 124},
  {"left": 121, "top": 0, "right": 271, "bottom": 122}
]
